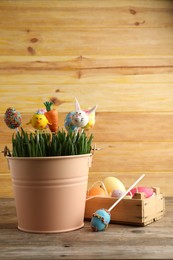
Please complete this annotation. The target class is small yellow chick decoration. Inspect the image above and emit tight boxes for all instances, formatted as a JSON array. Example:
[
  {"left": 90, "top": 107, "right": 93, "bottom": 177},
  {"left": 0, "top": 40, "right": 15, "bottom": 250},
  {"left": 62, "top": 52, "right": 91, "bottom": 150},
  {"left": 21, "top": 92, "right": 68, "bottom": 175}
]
[{"left": 27, "top": 109, "right": 51, "bottom": 130}]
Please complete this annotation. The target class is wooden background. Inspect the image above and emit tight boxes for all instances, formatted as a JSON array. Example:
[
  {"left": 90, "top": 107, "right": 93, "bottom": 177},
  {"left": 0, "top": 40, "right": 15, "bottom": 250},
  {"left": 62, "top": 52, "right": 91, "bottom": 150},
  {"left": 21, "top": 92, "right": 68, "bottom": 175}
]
[{"left": 0, "top": 0, "right": 173, "bottom": 197}]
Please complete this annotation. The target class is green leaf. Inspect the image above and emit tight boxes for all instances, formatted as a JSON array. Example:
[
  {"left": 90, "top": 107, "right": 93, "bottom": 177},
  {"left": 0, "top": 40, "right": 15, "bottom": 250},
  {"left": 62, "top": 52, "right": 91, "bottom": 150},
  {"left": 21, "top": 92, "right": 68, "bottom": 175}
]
[{"left": 10, "top": 128, "right": 93, "bottom": 157}]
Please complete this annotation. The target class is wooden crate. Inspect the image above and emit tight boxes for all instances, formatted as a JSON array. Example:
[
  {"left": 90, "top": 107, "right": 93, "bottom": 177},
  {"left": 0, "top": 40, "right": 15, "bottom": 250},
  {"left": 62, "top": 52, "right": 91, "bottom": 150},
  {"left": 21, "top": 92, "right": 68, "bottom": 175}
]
[{"left": 84, "top": 187, "right": 165, "bottom": 226}]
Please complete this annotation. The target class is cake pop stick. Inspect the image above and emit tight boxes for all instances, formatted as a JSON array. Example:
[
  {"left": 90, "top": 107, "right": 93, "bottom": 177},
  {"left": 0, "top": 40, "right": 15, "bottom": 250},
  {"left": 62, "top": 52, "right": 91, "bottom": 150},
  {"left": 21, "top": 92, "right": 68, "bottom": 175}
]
[{"left": 91, "top": 174, "right": 145, "bottom": 232}]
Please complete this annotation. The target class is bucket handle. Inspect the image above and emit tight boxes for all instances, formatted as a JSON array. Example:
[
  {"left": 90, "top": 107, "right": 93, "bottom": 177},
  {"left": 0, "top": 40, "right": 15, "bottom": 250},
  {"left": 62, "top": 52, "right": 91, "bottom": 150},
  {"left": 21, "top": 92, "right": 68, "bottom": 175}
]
[{"left": 91, "top": 144, "right": 102, "bottom": 157}]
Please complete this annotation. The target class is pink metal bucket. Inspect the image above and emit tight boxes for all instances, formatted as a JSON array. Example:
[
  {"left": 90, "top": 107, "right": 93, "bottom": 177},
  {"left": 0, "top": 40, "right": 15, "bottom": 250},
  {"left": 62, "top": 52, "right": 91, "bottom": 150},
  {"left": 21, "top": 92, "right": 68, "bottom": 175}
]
[{"left": 7, "top": 154, "right": 92, "bottom": 233}]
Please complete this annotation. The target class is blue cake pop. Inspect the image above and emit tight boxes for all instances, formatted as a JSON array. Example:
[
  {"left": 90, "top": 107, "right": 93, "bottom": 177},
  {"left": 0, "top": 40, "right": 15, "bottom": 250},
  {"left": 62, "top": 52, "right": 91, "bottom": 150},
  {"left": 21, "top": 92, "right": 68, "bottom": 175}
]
[
  {"left": 91, "top": 174, "right": 145, "bottom": 232},
  {"left": 91, "top": 209, "right": 110, "bottom": 231}
]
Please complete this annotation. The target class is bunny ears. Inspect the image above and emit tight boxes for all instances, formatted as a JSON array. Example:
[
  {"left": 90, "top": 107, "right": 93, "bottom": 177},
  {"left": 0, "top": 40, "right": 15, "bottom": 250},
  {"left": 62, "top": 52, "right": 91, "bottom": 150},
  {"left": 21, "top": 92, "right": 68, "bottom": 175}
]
[{"left": 75, "top": 98, "right": 97, "bottom": 115}]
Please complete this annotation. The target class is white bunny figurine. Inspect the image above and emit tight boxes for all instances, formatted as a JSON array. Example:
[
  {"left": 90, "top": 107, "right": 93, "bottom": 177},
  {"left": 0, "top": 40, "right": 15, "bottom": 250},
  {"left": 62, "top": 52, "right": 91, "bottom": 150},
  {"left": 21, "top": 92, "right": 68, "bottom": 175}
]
[{"left": 64, "top": 98, "right": 97, "bottom": 133}]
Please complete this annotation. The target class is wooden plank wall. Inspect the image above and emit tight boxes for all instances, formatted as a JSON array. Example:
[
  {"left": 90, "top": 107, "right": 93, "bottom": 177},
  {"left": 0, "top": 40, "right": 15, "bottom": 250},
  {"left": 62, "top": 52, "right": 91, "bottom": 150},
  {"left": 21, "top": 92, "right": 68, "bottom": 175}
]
[{"left": 0, "top": 0, "right": 173, "bottom": 197}]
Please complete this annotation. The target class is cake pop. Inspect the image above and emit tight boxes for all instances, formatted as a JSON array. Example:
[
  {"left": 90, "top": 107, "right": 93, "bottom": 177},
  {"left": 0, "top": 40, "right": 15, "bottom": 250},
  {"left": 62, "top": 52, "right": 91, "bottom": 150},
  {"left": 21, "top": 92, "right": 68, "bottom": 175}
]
[
  {"left": 91, "top": 174, "right": 145, "bottom": 231},
  {"left": 44, "top": 101, "right": 58, "bottom": 133},
  {"left": 64, "top": 98, "right": 97, "bottom": 133},
  {"left": 27, "top": 109, "right": 51, "bottom": 130},
  {"left": 4, "top": 107, "right": 22, "bottom": 130}
]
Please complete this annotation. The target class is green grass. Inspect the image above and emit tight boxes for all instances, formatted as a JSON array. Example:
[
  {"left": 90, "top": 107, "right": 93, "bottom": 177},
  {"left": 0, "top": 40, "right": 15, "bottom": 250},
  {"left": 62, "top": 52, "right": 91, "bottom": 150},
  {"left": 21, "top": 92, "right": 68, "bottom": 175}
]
[{"left": 10, "top": 128, "right": 93, "bottom": 157}]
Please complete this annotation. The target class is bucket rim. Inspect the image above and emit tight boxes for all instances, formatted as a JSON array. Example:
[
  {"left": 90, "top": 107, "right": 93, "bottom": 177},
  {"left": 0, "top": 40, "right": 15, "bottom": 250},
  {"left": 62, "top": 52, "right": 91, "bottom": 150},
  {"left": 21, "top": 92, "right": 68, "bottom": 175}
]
[{"left": 6, "top": 153, "right": 92, "bottom": 161}]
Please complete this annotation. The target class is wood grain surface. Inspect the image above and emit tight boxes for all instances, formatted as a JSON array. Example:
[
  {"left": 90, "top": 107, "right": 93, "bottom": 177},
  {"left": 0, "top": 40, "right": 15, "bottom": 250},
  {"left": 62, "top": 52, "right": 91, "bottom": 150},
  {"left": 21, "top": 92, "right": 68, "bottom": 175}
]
[
  {"left": 0, "top": 0, "right": 173, "bottom": 197},
  {"left": 0, "top": 197, "right": 172, "bottom": 259}
]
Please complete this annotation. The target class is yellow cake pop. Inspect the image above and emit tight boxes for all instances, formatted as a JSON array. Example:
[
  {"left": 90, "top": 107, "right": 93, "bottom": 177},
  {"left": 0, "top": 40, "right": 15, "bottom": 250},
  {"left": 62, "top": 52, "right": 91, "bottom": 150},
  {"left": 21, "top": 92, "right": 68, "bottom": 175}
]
[{"left": 27, "top": 109, "right": 51, "bottom": 130}]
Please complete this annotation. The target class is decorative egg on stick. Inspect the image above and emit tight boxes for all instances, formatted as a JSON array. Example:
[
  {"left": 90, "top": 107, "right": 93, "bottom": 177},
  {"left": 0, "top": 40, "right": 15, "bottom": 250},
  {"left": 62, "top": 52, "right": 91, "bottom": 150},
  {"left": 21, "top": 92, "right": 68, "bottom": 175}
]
[
  {"left": 91, "top": 174, "right": 145, "bottom": 232},
  {"left": 4, "top": 107, "right": 22, "bottom": 131},
  {"left": 44, "top": 101, "right": 58, "bottom": 133},
  {"left": 26, "top": 109, "right": 51, "bottom": 130},
  {"left": 64, "top": 98, "right": 97, "bottom": 134},
  {"left": 83, "top": 105, "right": 97, "bottom": 131}
]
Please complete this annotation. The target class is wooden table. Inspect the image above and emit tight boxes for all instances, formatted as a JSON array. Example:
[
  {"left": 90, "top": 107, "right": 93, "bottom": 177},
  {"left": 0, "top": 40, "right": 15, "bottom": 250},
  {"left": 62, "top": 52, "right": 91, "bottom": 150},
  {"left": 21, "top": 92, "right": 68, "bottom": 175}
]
[{"left": 0, "top": 198, "right": 172, "bottom": 259}]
